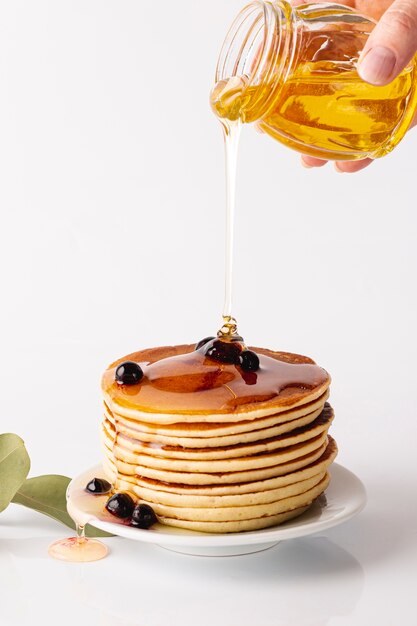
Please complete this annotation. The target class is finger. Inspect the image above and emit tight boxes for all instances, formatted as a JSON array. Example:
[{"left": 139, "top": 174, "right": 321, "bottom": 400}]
[
  {"left": 334, "top": 159, "right": 373, "bottom": 173},
  {"left": 301, "top": 155, "right": 328, "bottom": 168},
  {"left": 355, "top": 1, "right": 394, "bottom": 22},
  {"left": 358, "top": 0, "right": 417, "bottom": 85}
]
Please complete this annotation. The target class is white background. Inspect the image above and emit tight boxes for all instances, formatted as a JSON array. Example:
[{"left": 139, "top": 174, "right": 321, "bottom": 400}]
[{"left": 0, "top": 1, "right": 416, "bottom": 625}]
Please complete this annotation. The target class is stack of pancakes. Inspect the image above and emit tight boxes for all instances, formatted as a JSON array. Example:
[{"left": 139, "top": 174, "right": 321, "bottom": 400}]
[{"left": 101, "top": 344, "right": 337, "bottom": 533}]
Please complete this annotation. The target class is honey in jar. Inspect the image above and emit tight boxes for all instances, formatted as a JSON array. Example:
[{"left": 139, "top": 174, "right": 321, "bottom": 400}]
[{"left": 211, "top": 1, "right": 417, "bottom": 160}]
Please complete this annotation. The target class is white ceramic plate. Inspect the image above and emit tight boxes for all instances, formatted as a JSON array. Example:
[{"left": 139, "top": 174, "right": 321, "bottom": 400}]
[{"left": 67, "top": 463, "right": 366, "bottom": 557}]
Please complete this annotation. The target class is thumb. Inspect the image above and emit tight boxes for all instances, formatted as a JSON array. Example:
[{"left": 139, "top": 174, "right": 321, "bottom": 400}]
[{"left": 358, "top": 0, "right": 417, "bottom": 85}]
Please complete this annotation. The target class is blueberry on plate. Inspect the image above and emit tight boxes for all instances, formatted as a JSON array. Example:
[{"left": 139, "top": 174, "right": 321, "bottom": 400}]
[
  {"left": 115, "top": 361, "right": 144, "bottom": 385},
  {"left": 105, "top": 493, "right": 135, "bottom": 519},
  {"left": 130, "top": 503, "right": 158, "bottom": 529},
  {"left": 85, "top": 477, "right": 112, "bottom": 495},
  {"left": 239, "top": 350, "right": 260, "bottom": 372}
]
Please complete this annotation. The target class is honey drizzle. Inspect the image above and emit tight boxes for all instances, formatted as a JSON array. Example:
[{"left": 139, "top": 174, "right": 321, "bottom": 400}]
[
  {"left": 219, "top": 119, "right": 241, "bottom": 339},
  {"left": 76, "top": 523, "right": 86, "bottom": 543},
  {"left": 47, "top": 521, "right": 108, "bottom": 563}
]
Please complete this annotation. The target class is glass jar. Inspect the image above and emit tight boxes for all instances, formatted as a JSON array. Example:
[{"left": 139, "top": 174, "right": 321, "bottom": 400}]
[{"left": 211, "top": 1, "right": 417, "bottom": 160}]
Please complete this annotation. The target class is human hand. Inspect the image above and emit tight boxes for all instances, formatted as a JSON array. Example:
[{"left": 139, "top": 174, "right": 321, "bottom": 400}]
[{"left": 293, "top": 0, "right": 417, "bottom": 173}]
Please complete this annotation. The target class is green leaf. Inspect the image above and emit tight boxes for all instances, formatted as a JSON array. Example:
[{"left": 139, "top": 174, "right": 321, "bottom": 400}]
[
  {"left": 0, "top": 433, "right": 31, "bottom": 513},
  {"left": 12, "top": 475, "right": 113, "bottom": 538}
]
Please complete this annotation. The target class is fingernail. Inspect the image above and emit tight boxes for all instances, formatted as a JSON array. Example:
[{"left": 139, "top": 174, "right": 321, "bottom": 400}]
[
  {"left": 358, "top": 46, "right": 397, "bottom": 85},
  {"left": 301, "top": 160, "right": 313, "bottom": 169},
  {"left": 334, "top": 163, "right": 345, "bottom": 173}
]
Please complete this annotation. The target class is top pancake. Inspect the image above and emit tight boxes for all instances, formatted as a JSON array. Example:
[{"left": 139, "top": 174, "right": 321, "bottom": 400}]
[{"left": 102, "top": 344, "right": 330, "bottom": 421}]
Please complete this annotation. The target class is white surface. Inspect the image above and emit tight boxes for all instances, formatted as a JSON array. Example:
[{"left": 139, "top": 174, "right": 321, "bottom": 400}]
[
  {"left": 0, "top": 0, "right": 416, "bottom": 624},
  {"left": 67, "top": 463, "right": 366, "bottom": 555}
]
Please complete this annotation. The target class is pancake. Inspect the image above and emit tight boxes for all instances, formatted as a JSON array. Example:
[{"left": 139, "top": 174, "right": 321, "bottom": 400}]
[
  {"left": 103, "top": 389, "right": 330, "bottom": 440},
  {"left": 131, "top": 437, "right": 337, "bottom": 496},
  {"left": 158, "top": 506, "right": 310, "bottom": 533},
  {"left": 118, "top": 471, "right": 326, "bottom": 508},
  {"left": 108, "top": 431, "right": 328, "bottom": 473},
  {"left": 102, "top": 439, "right": 329, "bottom": 485},
  {"left": 102, "top": 344, "right": 331, "bottom": 421},
  {"left": 102, "top": 405, "right": 333, "bottom": 461},
  {"left": 100, "top": 342, "right": 336, "bottom": 532},
  {"left": 103, "top": 392, "right": 329, "bottom": 448},
  {"left": 136, "top": 473, "right": 330, "bottom": 522}
]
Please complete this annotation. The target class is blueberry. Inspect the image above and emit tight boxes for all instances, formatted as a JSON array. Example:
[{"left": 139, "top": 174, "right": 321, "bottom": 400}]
[
  {"left": 115, "top": 361, "right": 144, "bottom": 385},
  {"left": 205, "top": 339, "right": 242, "bottom": 364},
  {"left": 85, "top": 477, "right": 112, "bottom": 495},
  {"left": 130, "top": 503, "right": 158, "bottom": 529},
  {"left": 239, "top": 350, "right": 260, "bottom": 372},
  {"left": 195, "top": 336, "right": 216, "bottom": 351},
  {"left": 105, "top": 493, "right": 135, "bottom": 519}
]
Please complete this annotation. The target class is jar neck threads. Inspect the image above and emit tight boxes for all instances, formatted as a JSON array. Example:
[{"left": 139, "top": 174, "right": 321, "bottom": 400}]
[{"left": 212, "top": 1, "right": 298, "bottom": 123}]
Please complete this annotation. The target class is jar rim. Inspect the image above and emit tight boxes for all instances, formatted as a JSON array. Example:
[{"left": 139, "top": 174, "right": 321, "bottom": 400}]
[
  {"left": 214, "top": 1, "right": 296, "bottom": 121},
  {"left": 215, "top": 2, "right": 280, "bottom": 84}
]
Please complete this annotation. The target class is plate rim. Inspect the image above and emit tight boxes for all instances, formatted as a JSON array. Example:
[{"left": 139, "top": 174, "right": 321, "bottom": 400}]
[{"left": 68, "top": 462, "right": 367, "bottom": 548}]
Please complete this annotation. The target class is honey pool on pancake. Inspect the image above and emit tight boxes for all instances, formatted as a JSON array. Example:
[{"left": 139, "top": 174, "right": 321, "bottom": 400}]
[{"left": 102, "top": 346, "right": 329, "bottom": 415}]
